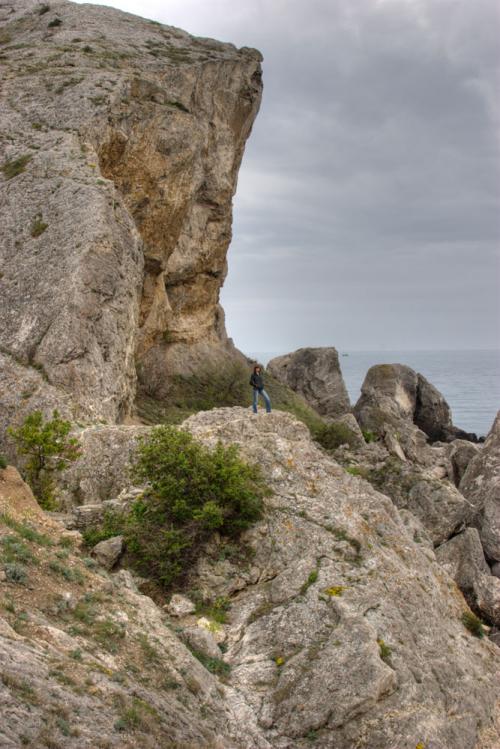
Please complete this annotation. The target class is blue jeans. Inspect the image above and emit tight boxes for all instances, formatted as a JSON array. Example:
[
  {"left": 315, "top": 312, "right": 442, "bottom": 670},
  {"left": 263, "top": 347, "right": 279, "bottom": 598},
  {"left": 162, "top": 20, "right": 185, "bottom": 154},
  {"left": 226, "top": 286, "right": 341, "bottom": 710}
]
[{"left": 253, "top": 388, "right": 271, "bottom": 413}]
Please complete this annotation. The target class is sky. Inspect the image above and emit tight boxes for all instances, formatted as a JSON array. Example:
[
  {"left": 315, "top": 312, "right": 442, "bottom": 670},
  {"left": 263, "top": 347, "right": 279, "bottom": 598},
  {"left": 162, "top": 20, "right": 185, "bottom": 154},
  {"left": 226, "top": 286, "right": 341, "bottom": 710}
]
[{"left": 77, "top": 0, "right": 500, "bottom": 353}]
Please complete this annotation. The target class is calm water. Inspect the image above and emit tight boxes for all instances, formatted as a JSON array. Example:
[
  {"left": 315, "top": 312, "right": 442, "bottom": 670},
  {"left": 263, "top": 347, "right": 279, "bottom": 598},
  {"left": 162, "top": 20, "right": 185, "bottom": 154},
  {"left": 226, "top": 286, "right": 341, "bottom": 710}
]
[{"left": 247, "top": 350, "right": 500, "bottom": 438}]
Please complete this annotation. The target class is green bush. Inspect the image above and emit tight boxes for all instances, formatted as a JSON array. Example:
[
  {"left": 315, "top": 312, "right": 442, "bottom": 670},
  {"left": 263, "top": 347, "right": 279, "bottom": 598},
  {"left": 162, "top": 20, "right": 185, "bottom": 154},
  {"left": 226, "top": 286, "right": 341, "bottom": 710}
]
[
  {"left": 47, "top": 17, "right": 62, "bottom": 27},
  {"left": 313, "top": 422, "right": 358, "bottom": 450},
  {"left": 0, "top": 455, "right": 7, "bottom": 470},
  {"left": 81, "top": 511, "right": 124, "bottom": 548},
  {"left": 362, "top": 429, "right": 377, "bottom": 443},
  {"left": 8, "top": 410, "right": 80, "bottom": 509},
  {"left": 123, "top": 425, "right": 269, "bottom": 589}
]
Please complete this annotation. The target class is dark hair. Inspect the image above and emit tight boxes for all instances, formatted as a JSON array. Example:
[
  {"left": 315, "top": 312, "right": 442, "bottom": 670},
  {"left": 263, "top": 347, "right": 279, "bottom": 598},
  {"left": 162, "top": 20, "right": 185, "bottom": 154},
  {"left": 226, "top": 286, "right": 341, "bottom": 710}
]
[{"left": 253, "top": 365, "right": 261, "bottom": 373}]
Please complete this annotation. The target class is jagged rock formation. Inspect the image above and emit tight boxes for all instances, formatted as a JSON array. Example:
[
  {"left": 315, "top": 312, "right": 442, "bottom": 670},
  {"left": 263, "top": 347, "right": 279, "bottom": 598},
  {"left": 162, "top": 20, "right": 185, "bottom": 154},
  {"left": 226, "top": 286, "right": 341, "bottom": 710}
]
[
  {"left": 461, "top": 412, "right": 500, "bottom": 562},
  {"left": 2, "top": 412, "right": 500, "bottom": 749},
  {"left": 0, "top": 0, "right": 262, "bottom": 434},
  {"left": 267, "top": 348, "right": 351, "bottom": 419}
]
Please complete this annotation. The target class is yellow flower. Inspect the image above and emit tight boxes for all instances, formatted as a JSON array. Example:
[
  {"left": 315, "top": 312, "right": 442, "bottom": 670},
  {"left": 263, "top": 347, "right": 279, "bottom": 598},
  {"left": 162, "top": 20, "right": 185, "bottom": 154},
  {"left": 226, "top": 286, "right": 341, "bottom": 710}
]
[
  {"left": 275, "top": 656, "right": 284, "bottom": 666},
  {"left": 324, "top": 585, "right": 345, "bottom": 597}
]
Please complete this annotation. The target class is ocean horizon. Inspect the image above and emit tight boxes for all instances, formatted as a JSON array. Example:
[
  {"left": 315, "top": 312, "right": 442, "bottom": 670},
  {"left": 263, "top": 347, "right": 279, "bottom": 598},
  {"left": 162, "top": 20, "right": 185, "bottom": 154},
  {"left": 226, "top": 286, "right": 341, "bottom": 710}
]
[{"left": 246, "top": 349, "right": 500, "bottom": 438}]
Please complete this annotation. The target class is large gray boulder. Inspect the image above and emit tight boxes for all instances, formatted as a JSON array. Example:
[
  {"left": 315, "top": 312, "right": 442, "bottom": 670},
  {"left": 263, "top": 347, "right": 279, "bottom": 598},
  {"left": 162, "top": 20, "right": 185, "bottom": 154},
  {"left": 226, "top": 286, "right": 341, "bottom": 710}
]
[
  {"left": 56, "top": 424, "right": 150, "bottom": 507},
  {"left": 353, "top": 364, "right": 478, "bottom": 465},
  {"left": 267, "top": 347, "right": 351, "bottom": 418},
  {"left": 461, "top": 412, "right": 500, "bottom": 561}
]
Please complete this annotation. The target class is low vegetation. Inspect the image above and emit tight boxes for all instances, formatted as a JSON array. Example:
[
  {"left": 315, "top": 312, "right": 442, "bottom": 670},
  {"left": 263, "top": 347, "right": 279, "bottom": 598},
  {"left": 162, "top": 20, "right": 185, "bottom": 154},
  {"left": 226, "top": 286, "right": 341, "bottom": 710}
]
[
  {"left": 461, "top": 610, "right": 485, "bottom": 638},
  {"left": 1, "top": 154, "right": 31, "bottom": 180},
  {"left": 136, "top": 362, "right": 325, "bottom": 433},
  {"left": 313, "top": 421, "right": 358, "bottom": 450},
  {"left": 30, "top": 213, "right": 48, "bottom": 238}
]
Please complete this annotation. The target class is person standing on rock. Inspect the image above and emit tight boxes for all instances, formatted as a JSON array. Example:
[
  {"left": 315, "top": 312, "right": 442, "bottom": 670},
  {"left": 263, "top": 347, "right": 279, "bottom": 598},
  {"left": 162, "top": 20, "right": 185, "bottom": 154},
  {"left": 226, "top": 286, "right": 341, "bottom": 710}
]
[{"left": 250, "top": 365, "right": 272, "bottom": 414}]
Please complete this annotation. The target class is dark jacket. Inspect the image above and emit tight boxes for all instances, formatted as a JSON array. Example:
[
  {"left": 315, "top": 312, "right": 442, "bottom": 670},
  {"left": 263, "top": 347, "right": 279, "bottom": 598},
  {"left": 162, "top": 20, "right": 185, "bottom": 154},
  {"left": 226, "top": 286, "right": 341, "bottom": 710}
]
[{"left": 250, "top": 372, "right": 264, "bottom": 390}]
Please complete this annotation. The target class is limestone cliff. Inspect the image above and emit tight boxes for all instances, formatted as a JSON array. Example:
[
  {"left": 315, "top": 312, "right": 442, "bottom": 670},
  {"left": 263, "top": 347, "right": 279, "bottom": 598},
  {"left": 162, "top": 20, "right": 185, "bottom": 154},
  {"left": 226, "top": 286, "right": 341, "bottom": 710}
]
[{"left": 0, "top": 0, "right": 262, "bottom": 432}]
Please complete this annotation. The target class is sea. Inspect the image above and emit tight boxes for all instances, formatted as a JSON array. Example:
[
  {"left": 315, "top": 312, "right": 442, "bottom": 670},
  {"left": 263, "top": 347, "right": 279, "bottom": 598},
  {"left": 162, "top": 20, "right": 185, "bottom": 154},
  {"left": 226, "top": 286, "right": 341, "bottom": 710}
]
[{"left": 247, "top": 349, "right": 500, "bottom": 439}]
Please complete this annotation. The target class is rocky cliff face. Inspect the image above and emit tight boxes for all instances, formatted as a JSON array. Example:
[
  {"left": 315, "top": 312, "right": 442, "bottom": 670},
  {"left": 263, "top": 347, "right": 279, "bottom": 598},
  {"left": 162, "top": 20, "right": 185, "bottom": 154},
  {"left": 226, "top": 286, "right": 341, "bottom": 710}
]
[{"left": 0, "top": 0, "right": 262, "bottom": 433}]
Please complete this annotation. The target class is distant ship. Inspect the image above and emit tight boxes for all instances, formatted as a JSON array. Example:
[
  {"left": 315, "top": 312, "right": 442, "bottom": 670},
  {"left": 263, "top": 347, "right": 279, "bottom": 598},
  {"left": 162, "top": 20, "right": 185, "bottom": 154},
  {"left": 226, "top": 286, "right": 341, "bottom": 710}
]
[{"left": 342, "top": 353, "right": 349, "bottom": 357}]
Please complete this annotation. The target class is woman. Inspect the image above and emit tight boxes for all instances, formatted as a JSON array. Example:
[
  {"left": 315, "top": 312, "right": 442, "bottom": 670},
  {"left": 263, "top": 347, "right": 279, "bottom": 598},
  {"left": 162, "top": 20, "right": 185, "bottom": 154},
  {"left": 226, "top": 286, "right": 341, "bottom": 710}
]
[{"left": 249, "top": 365, "right": 272, "bottom": 414}]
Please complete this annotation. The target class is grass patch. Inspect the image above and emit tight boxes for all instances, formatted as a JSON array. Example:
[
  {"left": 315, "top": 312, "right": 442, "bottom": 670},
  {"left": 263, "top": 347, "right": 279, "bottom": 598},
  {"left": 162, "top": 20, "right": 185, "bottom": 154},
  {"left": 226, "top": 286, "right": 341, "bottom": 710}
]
[
  {"left": 188, "top": 648, "right": 230, "bottom": 677},
  {"left": 0, "top": 535, "right": 37, "bottom": 565},
  {"left": 30, "top": 213, "right": 48, "bottom": 238},
  {"left": 48, "top": 560, "right": 84, "bottom": 583},
  {"left": 461, "top": 610, "right": 485, "bottom": 638},
  {"left": 300, "top": 568, "right": 319, "bottom": 595},
  {"left": 2, "top": 521, "right": 46, "bottom": 554},
  {"left": 191, "top": 594, "right": 231, "bottom": 624},
  {"left": 1, "top": 154, "right": 31, "bottom": 180}
]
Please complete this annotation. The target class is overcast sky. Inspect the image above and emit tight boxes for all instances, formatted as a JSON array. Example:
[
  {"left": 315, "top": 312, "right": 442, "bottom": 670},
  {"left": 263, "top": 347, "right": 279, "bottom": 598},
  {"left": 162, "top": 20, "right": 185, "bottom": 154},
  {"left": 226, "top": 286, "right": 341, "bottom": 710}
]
[{"left": 78, "top": 0, "right": 500, "bottom": 353}]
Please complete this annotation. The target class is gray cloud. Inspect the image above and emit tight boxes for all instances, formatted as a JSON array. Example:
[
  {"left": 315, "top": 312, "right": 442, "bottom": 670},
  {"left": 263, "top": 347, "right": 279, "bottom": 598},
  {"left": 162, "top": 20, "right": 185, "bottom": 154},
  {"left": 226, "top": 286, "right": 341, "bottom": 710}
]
[{"left": 76, "top": 0, "right": 500, "bottom": 351}]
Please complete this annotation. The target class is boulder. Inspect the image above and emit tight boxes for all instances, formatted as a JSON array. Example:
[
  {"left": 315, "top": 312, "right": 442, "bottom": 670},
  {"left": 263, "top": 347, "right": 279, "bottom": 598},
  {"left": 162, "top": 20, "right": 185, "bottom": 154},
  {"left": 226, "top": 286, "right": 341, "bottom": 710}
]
[
  {"left": 267, "top": 347, "right": 351, "bottom": 418},
  {"left": 91, "top": 536, "right": 124, "bottom": 570},
  {"left": 181, "top": 626, "right": 222, "bottom": 660},
  {"left": 56, "top": 425, "right": 150, "bottom": 507},
  {"left": 446, "top": 439, "right": 481, "bottom": 486},
  {"left": 436, "top": 528, "right": 500, "bottom": 625},
  {"left": 167, "top": 594, "right": 196, "bottom": 618},
  {"left": 353, "top": 364, "right": 478, "bottom": 464},
  {"left": 461, "top": 411, "right": 500, "bottom": 561}
]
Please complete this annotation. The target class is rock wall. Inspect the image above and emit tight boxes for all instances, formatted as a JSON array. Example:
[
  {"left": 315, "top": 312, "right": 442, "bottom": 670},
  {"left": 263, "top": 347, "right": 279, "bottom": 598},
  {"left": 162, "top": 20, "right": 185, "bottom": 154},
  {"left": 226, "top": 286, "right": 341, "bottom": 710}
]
[{"left": 0, "top": 0, "right": 262, "bottom": 432}]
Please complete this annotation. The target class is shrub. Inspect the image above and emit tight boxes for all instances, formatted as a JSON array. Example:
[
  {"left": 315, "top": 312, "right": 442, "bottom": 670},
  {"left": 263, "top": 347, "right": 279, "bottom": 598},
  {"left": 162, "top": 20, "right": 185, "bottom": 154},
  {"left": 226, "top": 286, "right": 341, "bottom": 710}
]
[
  {"left": 47, "top": 17, "right": 62, "bottom": 27},
  {"left": 124, "top": 425, "right": 269, "bottom": 589},
  {"left": 314, "top": 422, "right": 359, "bottom": 450},
  {"left": 38, "top": 4, "right": 50, "bottom": 14},
  {"left": 30, "top": 213, "right": 48, "bottom": 238},
  {"left": 8, "top": 410, "right": 80, "bottom": 509},
  {"left": 461, "top": 610, "right": 485, "bottom": 638},
  {"left": 4, "top": 562, "right": 28, "bottom": 584},
  {"left": 0, "top": 455, "right": 7, "bottom": 470},
  {"left": 377, "top": 638, "right": 392, "bottom": 662},
  {"left": 362, "top": 429, "right": 376, "bottom": 443},
  {"left": 1, "top": 154, "right": 31, "bottom": 180}
]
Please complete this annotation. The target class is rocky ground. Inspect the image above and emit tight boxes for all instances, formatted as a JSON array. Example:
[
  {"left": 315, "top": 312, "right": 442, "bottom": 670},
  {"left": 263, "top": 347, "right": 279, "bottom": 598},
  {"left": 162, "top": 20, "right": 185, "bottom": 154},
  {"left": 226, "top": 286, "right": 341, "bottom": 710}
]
[{"left": 2, "top": 407, "right": 500, "bottom": 748}]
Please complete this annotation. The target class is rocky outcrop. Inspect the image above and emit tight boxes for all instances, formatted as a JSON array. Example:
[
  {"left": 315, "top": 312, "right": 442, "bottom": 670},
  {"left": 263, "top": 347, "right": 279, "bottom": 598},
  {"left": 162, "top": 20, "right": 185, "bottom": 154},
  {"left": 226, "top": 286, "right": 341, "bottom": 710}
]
[
  {"left": 0, "top": 0, "right": 262, "bottom": 435},
  {"left": 182, "top": 408, "right": 500, "bottom": 748},
  {"left": 436, "top": 528, "right": 500, "bottom": 625},
  {"left": 353, "top": 364, "right": 478, "bottom": 462},
  {"left": 267, "top": 347, "right": 351, "bottom": 419},
  {"left": 461, "top": 412, "right": 500, "bottom": 561},
  {"left": 2, "top": 407, "right": 500, "bottom": 748}
]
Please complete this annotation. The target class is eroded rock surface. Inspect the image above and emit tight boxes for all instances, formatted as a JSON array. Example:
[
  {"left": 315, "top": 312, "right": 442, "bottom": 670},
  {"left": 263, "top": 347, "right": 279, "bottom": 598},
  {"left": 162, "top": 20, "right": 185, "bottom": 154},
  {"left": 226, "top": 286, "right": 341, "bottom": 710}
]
[
  {"left": 2, "top": 408, "right": 500, "bottom": 748},
  {"left": 461, "top": 412, "right": 500, "bottom": 561},
  {"left": 182, "top": 408, "right": 500, "bottom": 748},
  {"left": 267, "top": 347, "right": 351, "bottom": 419},
  {"left": 0, "top": 0, "right": 262, "bottom": 435}
]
